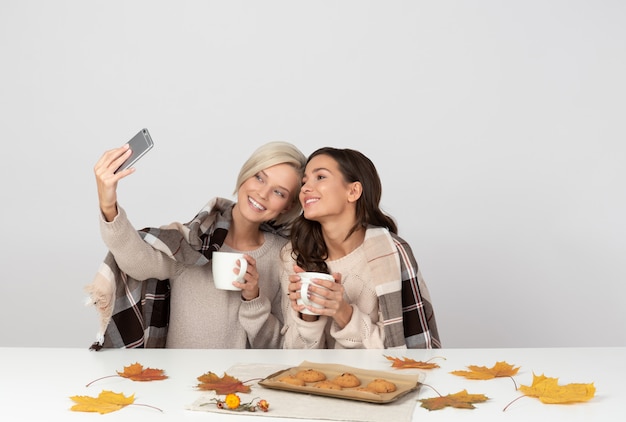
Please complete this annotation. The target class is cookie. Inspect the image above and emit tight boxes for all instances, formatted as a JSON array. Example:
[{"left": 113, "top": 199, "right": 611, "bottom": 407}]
[
  {"left": 332, "top": 372, "right": 361, "bottom": 388},
  {"left": 278, "top": 375, "right": 305, "bottom": 386},
  {"left": 313, "top": 380, "right": 342, "bottom": 390},
  {"left": 295, "top": 368, "right": 326, "bottom": 382},
  {"left": 366, "top": 378, "right": 397, "bottom": 393}
]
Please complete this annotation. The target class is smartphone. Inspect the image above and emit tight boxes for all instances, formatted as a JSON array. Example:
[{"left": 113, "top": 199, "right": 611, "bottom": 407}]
[{"left": 114, "top": 128, "right": 154, "bottom": 173}]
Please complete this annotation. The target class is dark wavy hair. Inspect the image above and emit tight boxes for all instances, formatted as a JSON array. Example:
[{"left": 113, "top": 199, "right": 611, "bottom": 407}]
[{"left": 290, "top": 147, "right": 397, "bottom": 273}]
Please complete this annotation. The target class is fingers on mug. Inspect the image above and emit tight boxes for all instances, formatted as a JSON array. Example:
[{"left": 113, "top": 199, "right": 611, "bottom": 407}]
[
  {"left": 297, "top": 272, "right": 334, "bottom": 314},
  {"left": 233, "top": 257, "right": 248, "bottom": 282}
]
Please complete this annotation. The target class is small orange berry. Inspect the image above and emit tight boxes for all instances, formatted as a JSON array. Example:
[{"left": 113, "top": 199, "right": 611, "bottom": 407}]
[{"left": 258, "top": 399, "right": 270, "bottom": 412}]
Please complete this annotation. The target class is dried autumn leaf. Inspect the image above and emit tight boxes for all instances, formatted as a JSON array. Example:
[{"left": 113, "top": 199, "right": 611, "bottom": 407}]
[
  {"left": 450, "top": 361, "right": 520, "bottom": 380},
  {"left": 70, "top": 390, "right": 135, "bottom": 414},
  {"left": 86, "top": 362, "right": 168, "bottom": 386},
  {"left": 519, "top": 373, "right": 595, "bottom": 404},
  {"left": 384, "top": 355, "right": 441, "bottom": 370},
  {"left": 196, "top": 372, "right": 252, "bottom": 395},
  {"left": 420, "top": 389, "right": 489, "bottom": 411},
  {"left": 117, "top": 362, "right": 168, "bottom": 381}
]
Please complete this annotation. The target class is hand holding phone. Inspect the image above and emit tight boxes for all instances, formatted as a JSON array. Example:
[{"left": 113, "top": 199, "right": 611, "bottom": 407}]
[{"left": 114, "top": 128, "right": 154, "bottom": 174}]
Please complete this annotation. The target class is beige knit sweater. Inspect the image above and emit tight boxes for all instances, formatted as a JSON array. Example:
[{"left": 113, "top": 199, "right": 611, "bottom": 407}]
[{"left": 100, "top": 205, "right": 286, "bottom": 348}]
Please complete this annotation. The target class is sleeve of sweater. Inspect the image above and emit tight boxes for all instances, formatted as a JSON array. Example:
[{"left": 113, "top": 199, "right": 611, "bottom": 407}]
[
  {"left": 281, "top": 307, "right": 328, "bottom": 349},
  {"left": 239, "top": 295, "right": 283, "bottom": 348},
  {"left": 239, "top": 236, "right": 289, "bottom": 348},
  {"left": 99, "top": 205, "right": 180, "bottom": 281},
  {"left": 328, "top": 304, "right": 386, "bottom": 349}
]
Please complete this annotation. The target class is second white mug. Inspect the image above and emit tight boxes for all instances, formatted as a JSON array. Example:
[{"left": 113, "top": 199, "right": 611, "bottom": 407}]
[{"left": 297, "top": 272, "right": 335, "bottom": 315}]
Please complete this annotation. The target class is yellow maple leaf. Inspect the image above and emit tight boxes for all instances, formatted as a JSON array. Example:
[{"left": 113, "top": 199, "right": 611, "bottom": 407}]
[
  {"left": 519, "top": 373, "right": 595, "bottom": 404},
  {"left": 70, "top": 390, "right": 135, "bottom": 414},
  {"left": 450, "top": 361, "right": 520, "bottom": 380}
]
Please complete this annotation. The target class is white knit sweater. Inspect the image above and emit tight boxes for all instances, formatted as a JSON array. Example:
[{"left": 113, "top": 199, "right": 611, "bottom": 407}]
[{"left": 280, "top": 242, "right": 384, "bottom": 349}]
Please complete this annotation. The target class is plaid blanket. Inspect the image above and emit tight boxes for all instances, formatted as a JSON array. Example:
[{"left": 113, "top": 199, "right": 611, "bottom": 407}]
[
  {"left": 363, "top": 227, "right": 441, "bottom": 349},
  {"left": 86, "top": 197, "right": 236, "bottom": 350}
]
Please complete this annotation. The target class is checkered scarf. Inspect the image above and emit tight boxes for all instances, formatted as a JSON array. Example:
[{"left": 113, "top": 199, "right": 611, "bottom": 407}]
[
  {"left": 86, "top": 197, "right": 238, "bottom": 350},
  {"left": 363, "top": 227, "right": 441, "bottom": 349}
]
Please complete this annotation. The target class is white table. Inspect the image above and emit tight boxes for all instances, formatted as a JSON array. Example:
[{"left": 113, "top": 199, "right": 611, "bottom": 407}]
[{"left": 0, "top": 347, "right": 623, "bottom": 421}]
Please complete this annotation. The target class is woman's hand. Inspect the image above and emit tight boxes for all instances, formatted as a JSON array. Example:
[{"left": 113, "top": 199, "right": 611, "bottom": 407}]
[
  {"left": 304, "top": 272, "right": 353, "bottom": 328},
  {"left": 286, "top": 266, "right": 351, "bottom": 325},
  {"left": 286, "top": 265, "right": 315, "bottom": 319},
  {"left": 93, "top": 145, "right": 135, "bottom": 222},
  {"left": 234, "top": 255, "right": 260, "bottom": 301}
]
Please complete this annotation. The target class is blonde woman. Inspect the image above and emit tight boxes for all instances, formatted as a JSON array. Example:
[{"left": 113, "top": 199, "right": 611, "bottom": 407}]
[{"left": 87, "top": 141, "right": 306, "bottom": 349}]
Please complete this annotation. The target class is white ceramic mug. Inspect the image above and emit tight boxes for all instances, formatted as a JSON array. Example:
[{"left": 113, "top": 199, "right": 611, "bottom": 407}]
[
  {"left": 297, "top": 272, "right": 335, "bottom": 315},
  {"left": 212, "top": 251, "right": 248, "bottom": 291}
]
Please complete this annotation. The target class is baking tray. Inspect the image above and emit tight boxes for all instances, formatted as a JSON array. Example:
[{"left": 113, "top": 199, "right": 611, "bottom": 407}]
[{"left": 259, "top": 360, "right": 424, "bottom": 404}]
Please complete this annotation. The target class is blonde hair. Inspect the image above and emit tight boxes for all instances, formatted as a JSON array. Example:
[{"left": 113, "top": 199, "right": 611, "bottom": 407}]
[{"left": 234, "top": 141, "right": 306, "bottom": 226}]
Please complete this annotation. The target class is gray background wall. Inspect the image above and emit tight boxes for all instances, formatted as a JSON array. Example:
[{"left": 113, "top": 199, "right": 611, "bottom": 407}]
[{"left": 1, "top": 0, "right": 624, "bottom": 348}]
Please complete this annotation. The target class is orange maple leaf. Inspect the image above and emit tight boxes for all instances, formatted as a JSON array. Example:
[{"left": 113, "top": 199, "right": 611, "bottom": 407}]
[
  {"left": 85, "top": 362, "right": 168, "bottom": 386},
  {"left": 117, "top": 362, "right": 168, "bottom": 381},
  {"left": 384, "top": 355, "right": 441, "bottom": 369},
  {"left": 196, "top": 372, "right": 252, "bottom": 395},
  {"left": 69, "top": 390, "right": 135, "bottom": 414},
  {"left": 420, "top": 389, "right": 489, "bottom": 411},
  {"left": 450, "top": 361, "right": 520, "bottom": 380},
  {"left": 519, "top": 373, "right": 596, "bottom": 404}
]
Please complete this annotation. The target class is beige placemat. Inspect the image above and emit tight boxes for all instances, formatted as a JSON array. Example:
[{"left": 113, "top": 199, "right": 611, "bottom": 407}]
[{"left": 186, "top": 363, "right": 421, "bottom": 422}]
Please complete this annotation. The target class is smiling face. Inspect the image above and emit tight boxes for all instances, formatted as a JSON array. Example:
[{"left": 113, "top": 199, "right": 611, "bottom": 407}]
[
  {"left": 236, "top": 163, "right": 301, "bottom": 224},
  {"left": 299, "top": 154, "right": 361, "bottom": 225}
]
